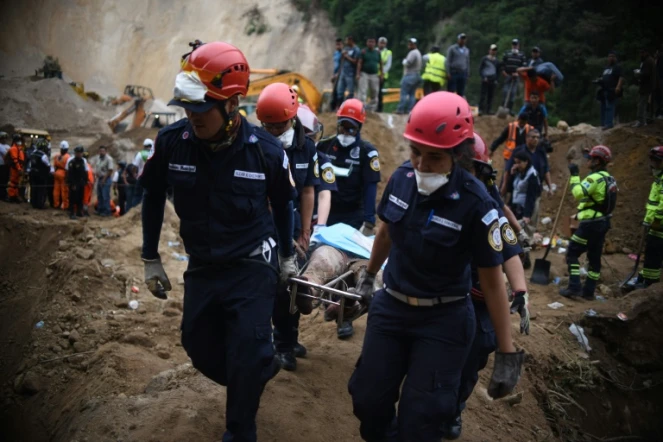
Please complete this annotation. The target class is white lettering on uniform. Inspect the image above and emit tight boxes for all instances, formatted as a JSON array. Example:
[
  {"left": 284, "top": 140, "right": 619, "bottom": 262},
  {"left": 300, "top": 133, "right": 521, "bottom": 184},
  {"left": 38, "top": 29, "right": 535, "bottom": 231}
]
[
  {"left": 388, "top": 194, "right": 409, "bottom": 209},
  {"left": 234, "top": 170, "right": 266, "bottom": 180},
  {"left": 498, "top": 216, "right": 509, "bottom": 226},
  {"left": 367, "top": 150, "right": 379, "bottom": 158},
  {"left": 481, "top": 208, "right": 499, "bottom": 226},
  {"left": 345, "top": 159, "right": 360, "bottom": 165},
  {"left": 295, "top": 163, "right": 309, "bottom": 169},
  {"left": 431, "top": 216, "right": 462, "bottom": 231},
  {"left": 168, "top": 163, "right": 196, "bottom": 172}
]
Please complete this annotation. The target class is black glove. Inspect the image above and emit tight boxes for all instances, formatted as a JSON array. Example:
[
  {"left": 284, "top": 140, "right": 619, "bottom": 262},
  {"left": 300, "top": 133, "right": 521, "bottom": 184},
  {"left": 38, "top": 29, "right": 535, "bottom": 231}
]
[
  {"left": 568, "top": 163, "right": 579, "bottom": 176},
  {"left": 488, "top": 350, "right": 525, "bottom": 399},
  {"left": 510, "top": 291, "right": 530, "bottom": 335}
]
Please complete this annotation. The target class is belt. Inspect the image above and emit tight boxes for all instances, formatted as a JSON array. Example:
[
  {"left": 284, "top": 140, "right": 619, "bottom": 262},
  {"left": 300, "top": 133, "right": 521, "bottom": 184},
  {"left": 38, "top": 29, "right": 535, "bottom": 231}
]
[
  {"left": 386, "top": 287, "right": 467, "bottom": 307},
  {"left": 249, "top": 237, "right": 276, "bottom": 260}
]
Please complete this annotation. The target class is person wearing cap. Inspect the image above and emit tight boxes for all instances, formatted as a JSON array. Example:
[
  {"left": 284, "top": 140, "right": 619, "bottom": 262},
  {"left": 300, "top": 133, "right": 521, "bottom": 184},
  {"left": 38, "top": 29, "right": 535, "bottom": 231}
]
[
  {"left": 255, "top": 83, "right": 320, "bottom": 372},
  {"left": 377, "top": 37, "right": 392, "bottom": 112},
  {"left": 0, "top": 132, "right": 10, "bottom": 201},
  {"left": 130, "top": 138, "right": 153, "bottom": 208},
  {"left": 528, "top": 47, "right": 543, "bottom": 67},
  {"left": 421, "top": 45, "right": 447, "bottom": 96},
  {"left": 596, "top": 50, "right": 624, "bottom": 130},
  {"left": 478, "top": 44, "right": 500, "bottom": 115},
  {"left": 66, "top": 146, "right": 89, "bottom": 219},
  {"left": 502, "top": 39, "right": 527, "bottom": 115},
  {"left": 357, "top": 37, "right": 383, "bottom": 111},
  {"left": 347, "top": 92, "right": 522, "bottom": 442},
  {"left": 317, "top": 98, "right": 381, "bottom": 339},
  {"left": 53, "top": 140, "right": 70, "bottom": 210},
  {"left": 139, "top": 41, "right": 296, "bottom": 442},
  {"left": 395, "top": 38, "right": 422, "bottom": 114},
  {"left": 446, "top": 33, "right": 471, "bottom": 97},
  {"left": 336, "top": 35, "right": 362, "bottom": 105}
]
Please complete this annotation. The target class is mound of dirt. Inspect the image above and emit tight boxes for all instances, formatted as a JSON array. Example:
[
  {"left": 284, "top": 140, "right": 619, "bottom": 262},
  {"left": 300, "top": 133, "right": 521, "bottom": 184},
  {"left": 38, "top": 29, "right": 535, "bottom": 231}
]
[{"left": 0, "top": 77, "right": 114, "bottom": 135}]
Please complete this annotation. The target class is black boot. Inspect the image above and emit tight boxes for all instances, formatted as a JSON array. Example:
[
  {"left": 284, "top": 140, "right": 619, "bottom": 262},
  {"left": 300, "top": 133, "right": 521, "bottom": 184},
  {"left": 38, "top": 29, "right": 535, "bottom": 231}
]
[
  {"left": 276, "top": 352, "right": 297, "bottom": 371},
  {"left": 523, "top": 252, "right": 532, "bottom": 269},
  {"left": 559, "top": 287, "right": 582, "bottom": 298},
  {"left": 337, "top": 320, "right": 354, "bottom": 340},
  {"left": 294, "top": 343, "right": 307, "bottom": 358},
  {"left": 441, "top": 415, "right": 462, "bottom": 440}
]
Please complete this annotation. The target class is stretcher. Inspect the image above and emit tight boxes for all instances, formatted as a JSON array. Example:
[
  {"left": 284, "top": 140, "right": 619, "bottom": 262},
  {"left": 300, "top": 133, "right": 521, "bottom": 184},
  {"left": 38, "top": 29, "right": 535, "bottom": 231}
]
[{"left": 288, "top": 273, "right": 361, "bottom": 325}]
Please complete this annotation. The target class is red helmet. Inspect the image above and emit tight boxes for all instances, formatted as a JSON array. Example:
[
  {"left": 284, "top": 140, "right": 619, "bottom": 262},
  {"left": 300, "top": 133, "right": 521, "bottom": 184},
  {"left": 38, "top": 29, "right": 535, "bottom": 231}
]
[
  {"left": 403, "top": 91, "right": 473, "bottom": 149},
  {"left": 169, "top": 41, "right": 250, "bottom": 112},
  {"left": 589, "top": 145, "right": 612, "bottom": 163},
  {"left": 336, "top": 98, "right": 366, "bottom": 124},
  {"left": 649, "top": 146, "right": 663, "bottom": 161},
  {"left": 256, "top": 83, "right": 299, "bottom": 124},
  {"left": 297, "top": 104, "right": 322, "bottom": 135},
  {"left": 473, "top": 132, "right": 490, "bottom": 164}
]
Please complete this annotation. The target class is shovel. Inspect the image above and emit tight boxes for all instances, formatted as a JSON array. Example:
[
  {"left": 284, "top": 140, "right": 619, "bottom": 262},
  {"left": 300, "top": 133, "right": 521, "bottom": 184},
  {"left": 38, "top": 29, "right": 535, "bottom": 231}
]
[
  {"left": 531, "top": 179, "right": 570, "bottom": 285},
  {"left": 620, "top": 225, "right": 648, "bottom": 288},
  {"left": 496, "top": 80, "right": 515, "bottom": 119}
]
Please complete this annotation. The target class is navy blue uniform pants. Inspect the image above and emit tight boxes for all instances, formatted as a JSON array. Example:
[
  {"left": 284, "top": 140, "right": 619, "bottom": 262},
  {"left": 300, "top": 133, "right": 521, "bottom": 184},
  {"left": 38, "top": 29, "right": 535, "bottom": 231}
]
[
  {"left": 457, "top": 301, "right": 497, "bottom": 415},
  {"left": 181, "top": 255, "right": 279, "bottom": 442},
  {"left": 273, "top": 288, "right": 301, "bottom": 353},
  {"left": 348, "top": 289, "right": 476, "bottom": 442},
  {"left": 566, "top": 219, "right": 610, "bottom": 296}
]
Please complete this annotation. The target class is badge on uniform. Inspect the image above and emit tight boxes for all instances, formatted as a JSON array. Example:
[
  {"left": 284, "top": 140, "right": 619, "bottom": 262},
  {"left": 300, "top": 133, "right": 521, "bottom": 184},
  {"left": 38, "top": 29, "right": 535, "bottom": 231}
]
[
  {"left": 248, "top": 134, "right": 259, "bottom": 143},
  {"left": 370, "top": 157, "right": 380, "bottom": 172},
  {"left": 182, "top": 131, "right": 189, "bottom": 140},
  {"left": 501, "top": 223, "right": 518, "bottom": 245},
  {"left": 314, "top": 160, "right": 320, "bottom": 178},
  {"left": 322, "top": 166, "right": 335, "bottom": 184},
  {"left": 350, "top": 146, "right": 360, "bottom": 159},
  {"left": 488, "top": 221, "right": 503, "bottom": 251}
]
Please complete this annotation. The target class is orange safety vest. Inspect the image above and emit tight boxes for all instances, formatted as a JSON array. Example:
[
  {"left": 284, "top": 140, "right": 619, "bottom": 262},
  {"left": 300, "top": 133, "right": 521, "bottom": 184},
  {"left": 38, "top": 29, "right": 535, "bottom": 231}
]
[{"left": 504, "top": 122, "right": 531, "bottom": 160}]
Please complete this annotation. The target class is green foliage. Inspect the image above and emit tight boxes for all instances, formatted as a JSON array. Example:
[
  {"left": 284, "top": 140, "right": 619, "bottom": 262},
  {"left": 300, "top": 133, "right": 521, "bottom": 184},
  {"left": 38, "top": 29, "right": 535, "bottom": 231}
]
[
  {"left": 319, "top": 0, "right": 659, "bottom": 124},
  {"left": 243, "top": 5, "right": 270, "bottom": 36}
]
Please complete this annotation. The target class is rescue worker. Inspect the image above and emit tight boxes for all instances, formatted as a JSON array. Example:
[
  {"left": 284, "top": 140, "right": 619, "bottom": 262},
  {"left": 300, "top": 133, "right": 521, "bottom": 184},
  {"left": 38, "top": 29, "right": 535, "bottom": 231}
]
[
  {"left": 0, "top": 132, "right": 10, "bottom": 201},
  {"left": 348, "top": 92, "right": 523, "bottom": 442},
  {"left": 94, "top": 146, "right": 114, "bottom": 216},
  {"left": 255, "top": 82, "right": 320, "bottom": 372},
  {"left": 28, "top": 139, "right": 53, "bottom": 209},
  {"left": 421, "top": 45, "right": 447, "bottom": 95},
  {"left": 377, "top": 37, "right": 392, "bottom": 112},
  {"left": 489, "top": 113, "right": 531, "bottom": 160},
  {"left": 131, "top": 138, "right": 152, "bottom": 208},
  {"left": 560, "top": 145, "right": 616, "bottom": 299},
  {"left": 317, "top": 98, "right": 381, "bottom": 339},
  {"left": 53, "top": 141, "right": 70, "bottom": 210},
  {"left": 139, "top": 41, "right": 296, "bottom": 442},
  {"left": 7, "top": 134, "right": 25, "bottom": 203},
  {"left": 627, "top": 146, "right": 663, "bottom": 289},
  {"left": 67, "top": 146, "right": 89, "bottom": 219},
  {"left": 82, "top": 151, "right": 94, "bottom": 216},
  {"left": 444, "top": 132, "right": 530, "bottom": 440}
]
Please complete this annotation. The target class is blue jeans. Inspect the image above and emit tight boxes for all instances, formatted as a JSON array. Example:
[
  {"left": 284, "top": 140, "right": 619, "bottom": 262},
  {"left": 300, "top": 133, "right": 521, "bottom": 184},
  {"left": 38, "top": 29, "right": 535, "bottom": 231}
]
[
  {"left": 349, "top": 290, "right": 475, "bottom": 441},
  {"left": 96, "top": 177, "right": 112, "bottom": 215},
  {"left": 448, "top": 72, "right": 468, "bottom": 97},
  {"left": 397, "top": 73, "right": 421, "bottom": 113},
  {"left": 600, "top": 97, "right": 617, "bottom": 128},
  {"left": 336, "top": 72, "right": 356, "bottom": 102}
]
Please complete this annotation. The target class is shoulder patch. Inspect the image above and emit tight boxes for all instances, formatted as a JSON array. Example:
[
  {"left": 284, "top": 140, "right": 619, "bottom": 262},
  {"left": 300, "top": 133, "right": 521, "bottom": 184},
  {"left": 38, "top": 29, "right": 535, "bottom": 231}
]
[
  {"left": 322, "top": 165, "right": 335, "bottom": 183},
  {"left": 582, "top": 181, "right": 591, "bottom": 189},
  {"left": 314, "top": 160, "right": 320, "bottom": 178},
  {"left": 488, "top": 221, "right": 503, "bottom": 252},
  {"left": 501, "top": 222, "right": 518, "bottom": 245},
  {"left": 370, "top": 157, "right": 381, "bottom": 172},
  {"left": 367, "top": 150, "right": 379, "bottom": 158},
  {"left": 481, "top": 208, "right": 499, "bottom": 226}
]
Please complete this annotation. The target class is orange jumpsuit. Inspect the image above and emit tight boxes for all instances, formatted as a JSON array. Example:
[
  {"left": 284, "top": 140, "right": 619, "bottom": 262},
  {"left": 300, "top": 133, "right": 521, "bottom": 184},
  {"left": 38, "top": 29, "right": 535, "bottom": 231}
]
[
  {"left": 7, "top": 144, "right": 25, "bottom": 199},
  {"left": 84, "top": 168, "right": 94, "bottom": 207},
  {"left": 53, "top": 153, "right": 70, "bottom": 209}
]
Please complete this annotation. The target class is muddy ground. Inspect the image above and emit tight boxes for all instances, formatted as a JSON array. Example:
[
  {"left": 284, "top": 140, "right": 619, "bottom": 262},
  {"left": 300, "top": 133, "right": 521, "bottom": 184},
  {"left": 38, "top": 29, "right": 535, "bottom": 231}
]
[{"left": 1, "top": 113, "right": 662, "bottom": 442}]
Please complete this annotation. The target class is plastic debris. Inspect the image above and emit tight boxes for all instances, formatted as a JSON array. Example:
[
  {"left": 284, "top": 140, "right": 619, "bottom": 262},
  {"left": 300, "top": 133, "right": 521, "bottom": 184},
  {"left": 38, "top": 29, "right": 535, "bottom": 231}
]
[
  {"left": 35, "top": 321, "right": 45, "bottom": 329},
  {"left": 553, "top": 277, "right": 561, "bottom": 285},
  {"left": 550, "top": 183, "right": 558, "bottom": 192},
  {"left": 628, "top": 254, "right": 638, "bottom": 261},
  {"left": 595, "top": 295, "right": 606, "bottom": 302},
  {"left": 585, "top": 309, "right": 598, "bottom": 317},
  {"left": 579, "top": 267, "right": 588, "bottom": 276},
  {"left": 617, "top": 312, "right": 628, "bottom": 321},
  {"left": 547, "top": 302, "right": 565, "bottom": 309},
  {"left": 541, "top": 217, "right": 552, "bottom": 225},
  {"left": 167, "top": 241, "right": 181, "bottom": 247},
  {"left": 131, "top": 286, "right": 140, "bottom": 294},
  {"left": 128, "top": 300, "right": 139, "bottom": 310},
  {"left": 558, "top": 247, "right": 567, "bottom": 254},
  {"left": 569, "top": 323, "right": 591, "bottom": 352},
  {"left": 542, "top": 237, "right": 551, "bottom": 246},
  {"left": 387, "top": 115, "right": 394, "bottom": 128},
  {"left": 172, "top": 252, "right": 189, "bottom": 262}
]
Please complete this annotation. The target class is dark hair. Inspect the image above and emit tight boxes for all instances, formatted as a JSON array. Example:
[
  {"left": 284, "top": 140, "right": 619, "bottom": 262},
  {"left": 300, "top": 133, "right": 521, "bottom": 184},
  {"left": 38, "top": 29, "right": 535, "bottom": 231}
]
[
  {"left": 335, "top": 38, "right": 343, "bottom": 43},
  {"left": 346, "top": 35, "right": 354, "bottom": 41},
  {"left": 529, "top": 90, "right": 539, "bottom": 97},
  {"left": 527, "top": 69, "right": 537, "bottom": 78},
  {"left": 431, "top": 45, "right": 441, "bottom": 53},
  {"left": 513, "top": 150, "right": 531, "bottom": 164},
  {"left": 452, "top": 139, "right": 475, "bottom": 172},
  {"left": 518, "top": 112, "right": 529, "bottom": 121},
  {"left": 99, "top": 145, "right": 106, "bottom": 150}
]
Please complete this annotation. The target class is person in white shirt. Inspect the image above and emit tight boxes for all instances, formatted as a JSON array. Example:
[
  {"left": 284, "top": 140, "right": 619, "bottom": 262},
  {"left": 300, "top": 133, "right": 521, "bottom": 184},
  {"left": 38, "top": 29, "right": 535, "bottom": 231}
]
[{"left": 131, "top": 138, "right": 152, "bottom": 207}]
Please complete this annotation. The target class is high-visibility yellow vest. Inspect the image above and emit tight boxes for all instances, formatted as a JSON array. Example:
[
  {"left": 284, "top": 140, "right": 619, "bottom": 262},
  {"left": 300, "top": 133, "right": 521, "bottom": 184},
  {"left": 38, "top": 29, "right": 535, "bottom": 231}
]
[
  {"left": 380, "top": 49, "right": 392, "bottom": 79},
  {"left": 421, "top": 53, "right": 447, "bottom": 86}
]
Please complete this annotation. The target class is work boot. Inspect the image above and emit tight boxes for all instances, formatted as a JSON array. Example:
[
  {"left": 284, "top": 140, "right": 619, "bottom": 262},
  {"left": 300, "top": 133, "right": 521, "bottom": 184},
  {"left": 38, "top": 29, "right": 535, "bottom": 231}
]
[
  {"left": 294, "top": 276, "right": 313, "bottom": 315},
  {"left": 276, "top": 351, "right": 297, "bottom": 371},
  {"left": 294, "top": 343, "right": 307, "bottom": 358},
  {"left": 337, "top": 320, "right": 354, "bottom": 340},
  {"left": 69, "top": 213, "right": 77, "bottom": 220},
  {"left": 523, "top": 252, "right": 532, "bottom": 269},
  {"left": 559, "top": 287, "right": 582, "bottom": 298},
  {"left": 441, "top": 415, "right": 462, "bottom": 440}
]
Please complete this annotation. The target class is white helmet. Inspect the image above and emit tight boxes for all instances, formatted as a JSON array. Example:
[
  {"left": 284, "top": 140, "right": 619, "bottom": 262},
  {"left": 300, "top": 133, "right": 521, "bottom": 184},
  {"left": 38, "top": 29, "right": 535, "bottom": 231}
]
[
  {"left": 143, "top": 138, "right": 154, "bottom": 147},
  {"left": 60, "top": 140, "right": 69, "bottom": 150}
]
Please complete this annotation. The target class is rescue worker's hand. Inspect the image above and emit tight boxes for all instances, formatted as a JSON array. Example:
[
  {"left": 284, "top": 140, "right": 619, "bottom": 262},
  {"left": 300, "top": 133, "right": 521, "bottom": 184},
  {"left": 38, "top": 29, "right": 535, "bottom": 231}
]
[
  {"left": 143, "top": 258, "right": 171, "bottom": 300},
  {"left": 297, "top": 229, "right": 311, "bottom": 253},
  {"left": 354, "top": 267, "right": 376, "bottom": 305},
  {"left": 487, "top": 349, "right": 525, "bottom": 399},
  {"left": 522, "top": 217, "right": 531, "bottom": 225},
  {"left": 279, "top": 254, "right": 298, "bottom": 285},
  {"left": 568, "top": 163, "right": 579, "bottom": 176},
  {"left": 510, "top": 291, "right": 530, "bottom": 335},
  {"left": 517, "top": 229, "right": 530, "bottom": 246},
  {"left": 359, "top": 222, "right": 375, "bottom": 236}
]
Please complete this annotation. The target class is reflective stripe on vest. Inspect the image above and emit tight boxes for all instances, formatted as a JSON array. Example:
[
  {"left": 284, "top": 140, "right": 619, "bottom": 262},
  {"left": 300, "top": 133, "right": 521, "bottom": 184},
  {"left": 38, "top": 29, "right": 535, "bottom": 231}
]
[
  {"left": 380, "top": 49, "right": 392, "bottom": 79},
  {"left": 421, "top": 53, "right": 447, "bottom": 85},
  {"left": 504, "top": 123, "right": 531, "bottom": 160}
]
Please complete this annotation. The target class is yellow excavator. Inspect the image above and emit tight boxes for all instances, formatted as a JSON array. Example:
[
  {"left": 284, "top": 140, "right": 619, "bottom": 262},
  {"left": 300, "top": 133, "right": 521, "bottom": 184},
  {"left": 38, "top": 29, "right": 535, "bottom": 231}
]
[{"left": 108, "top": 85, "right": 177, "bottom": 132}]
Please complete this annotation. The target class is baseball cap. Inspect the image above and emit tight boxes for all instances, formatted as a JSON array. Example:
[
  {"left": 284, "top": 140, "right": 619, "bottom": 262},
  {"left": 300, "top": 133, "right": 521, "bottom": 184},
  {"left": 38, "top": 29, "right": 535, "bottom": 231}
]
[
  {"left": 532, "top": 46, "right": 541, "bottom": 52},
  {"left": 409, "top": 37, "right": 417, "bottom": 44},
  {"left": 512, "top": 38, "right": 519, "bottom": 44},
  {"left": 458, "top": 33, "right": 466, "bottom": 39},
  {"left": 490, "top": 44, "right": 498, "bottom": 50}
]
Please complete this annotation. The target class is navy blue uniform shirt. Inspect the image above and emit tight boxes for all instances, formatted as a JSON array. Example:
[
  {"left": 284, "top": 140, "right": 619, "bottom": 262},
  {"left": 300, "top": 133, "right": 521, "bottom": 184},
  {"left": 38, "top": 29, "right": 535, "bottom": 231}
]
[
  {"left": 140, "top": 117, "right": 296, "bottom": 262},
  {"left": 312, "top": 151, "right": 337, "bottom": 223},
  {"left": 378, "top": 161, "right": 504, "bottom": 299},
  {"left": 286, "top": 123, "right": 320, "bottom": 207}
]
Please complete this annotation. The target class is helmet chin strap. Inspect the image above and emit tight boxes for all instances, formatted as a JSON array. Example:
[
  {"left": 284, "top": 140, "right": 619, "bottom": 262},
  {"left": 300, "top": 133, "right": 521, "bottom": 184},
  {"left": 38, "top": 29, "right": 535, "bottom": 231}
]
[{"left": 206, "top": 101, "right": 241, "bottom": 151}]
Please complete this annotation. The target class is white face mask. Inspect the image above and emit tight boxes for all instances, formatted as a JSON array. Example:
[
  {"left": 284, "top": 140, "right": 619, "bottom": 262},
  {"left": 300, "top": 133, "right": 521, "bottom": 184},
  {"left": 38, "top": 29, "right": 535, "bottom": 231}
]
[
  {"left": 414, "top": 170, "right": 449, "bottom": 195},
  {"left": 337, "top": 134, "right": 356, "bottom": 147},
  {"left": 277, "top": 128, "right": 295, "bottom": 148}
]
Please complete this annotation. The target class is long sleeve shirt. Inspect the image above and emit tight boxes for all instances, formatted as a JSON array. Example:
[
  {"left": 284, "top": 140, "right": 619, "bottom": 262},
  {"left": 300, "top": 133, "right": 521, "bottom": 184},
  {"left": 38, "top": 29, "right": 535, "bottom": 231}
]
[{"left": 446, "top": 44, "right": 470, "bottom": 75}]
